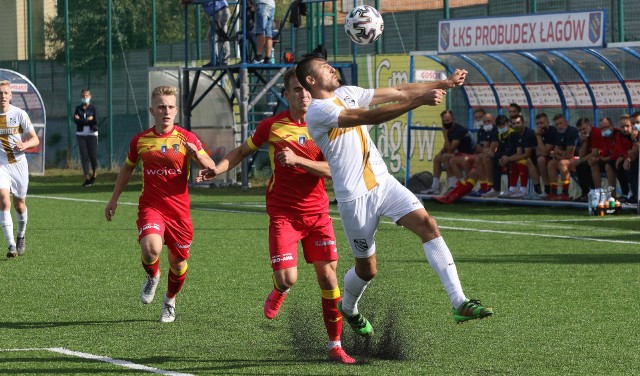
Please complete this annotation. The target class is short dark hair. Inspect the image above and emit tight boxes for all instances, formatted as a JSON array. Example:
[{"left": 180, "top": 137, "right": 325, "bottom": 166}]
[
  {"left": 295, "top": 56, "right": 324, "bottom": 92},
  {"left": 535, "top": 113, "right": 548, "bottom": 120},
  {"left": 440, "top": 109, "right": 453, "bottom": 117},
  {"left": 473, "top": 108, "right": 486, "bottom": 116},
  {"left": 495, "top": 114, "right": 509, "bottom": 126},
  {"left": 511, "top": 114, "right": 524, "bottom": 124},
  {"left": 552, "top": 113, "right": 565, "bottom": 121},
  {"left": 575, "top": 118, "right": 591, "bottom": 128},
  {"left": 631, "top": 111, "right": 640, "bottom": 118},
  {"left": 283, "top": 67, "right": 297, "bottom": 92},
  {"left": 509, "top": 103, "right": 521, "bottom": 113}
]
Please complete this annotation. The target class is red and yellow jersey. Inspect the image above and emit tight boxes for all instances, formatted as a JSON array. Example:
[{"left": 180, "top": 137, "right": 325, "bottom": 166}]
[
  {"left": 126, "top": 125, "right": 204, "bottom": 219},
  {"left": 247, "top": 110, "right": 329, "bottom": 217}
]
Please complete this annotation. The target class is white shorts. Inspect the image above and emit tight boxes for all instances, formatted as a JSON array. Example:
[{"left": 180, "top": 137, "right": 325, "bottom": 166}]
[
  {"left": 0, "top": 159, "right": 29, "bottom": 199},
  {"left": 338, "top": 176, "right": 424, "bottom": 258}
]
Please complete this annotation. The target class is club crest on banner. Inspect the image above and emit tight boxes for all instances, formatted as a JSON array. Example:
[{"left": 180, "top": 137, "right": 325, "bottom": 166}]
[{"left": 439, "top": 22, "right": 450, "bottom": 51}]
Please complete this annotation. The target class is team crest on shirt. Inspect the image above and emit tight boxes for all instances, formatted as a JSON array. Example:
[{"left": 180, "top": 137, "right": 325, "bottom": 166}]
[
  {"left": 9, "top": 117, "right": 17, "bottom": 125},
  {"left": 161, "top": 144, "right": 167, "bottom": 154},
  {"left": 172, "top": 144, "right": 180, "bottom": 153},
  {"left": 298, "top": 135, "right": 306, "bottom": 145},
  {"left": 343, "top": 96, "right": 356, "bottom": 107},
  {"left": 353, "top": 239, "right": 369, "bottom": 253}
]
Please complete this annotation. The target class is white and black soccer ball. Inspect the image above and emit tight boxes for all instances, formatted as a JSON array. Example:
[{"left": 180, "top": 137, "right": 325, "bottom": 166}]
[{"left": 344, "top": 5, "right": 384, "bottom": 45}]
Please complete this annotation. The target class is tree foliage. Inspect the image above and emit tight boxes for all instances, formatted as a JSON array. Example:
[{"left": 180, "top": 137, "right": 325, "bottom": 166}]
[{"left": 45, "top": 0, "right": 196, "bottom": 72}]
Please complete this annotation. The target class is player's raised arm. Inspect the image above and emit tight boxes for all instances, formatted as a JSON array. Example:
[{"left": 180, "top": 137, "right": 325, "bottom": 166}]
[
  {"left": 337, "top": 89, "right": 446, "bottom": 128},
  {"left": 369, "top": 69, "right": 467, "bottom": 106}
]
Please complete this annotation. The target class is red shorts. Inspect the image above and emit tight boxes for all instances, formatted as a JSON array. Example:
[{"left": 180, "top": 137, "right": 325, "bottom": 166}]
[
  {"left": 268, "top": 214, "right": 338, "bottom": 271},
  {"left": 136, "top": 207, "right": 193, "bottom": 260}
]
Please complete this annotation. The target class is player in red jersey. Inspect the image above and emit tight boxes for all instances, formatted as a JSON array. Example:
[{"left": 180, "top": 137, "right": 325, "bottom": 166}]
[
  {"left": 196, "top": 68, "right": 356, "bottom": 364},
  {"left": 105, "top": 85, "right": 215, "bottom": 323}
]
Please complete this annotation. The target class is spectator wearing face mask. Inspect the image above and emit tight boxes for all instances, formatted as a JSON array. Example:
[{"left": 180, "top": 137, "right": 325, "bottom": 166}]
[
  {"left": 422, "top": 110, "right": 475, "bottom": 195},
  {"left": 612, "top": 114, "right": 639, "bottom": 203},
  {"left": 73, "top": 89, "right": 99, "bottom": 187},
  {"left": 481, "top": 115, "right": 514, "bottom": 198},
  {"left": 472, "top": 108, "right": 486, "bottom": 129},
  {"left": 497, "top": 114, "right": 537, "bottom": 198},
  {"left": 470, "top": 112, "right": 498, "bottom": 196}
]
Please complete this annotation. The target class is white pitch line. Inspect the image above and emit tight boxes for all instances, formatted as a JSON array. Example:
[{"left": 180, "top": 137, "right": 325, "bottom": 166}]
[
  {"left": 29, "top": 194, "right": 639, "bottom": 244},
  {"left": 0, "top": 348, "right": 195, "bottom": 376}
]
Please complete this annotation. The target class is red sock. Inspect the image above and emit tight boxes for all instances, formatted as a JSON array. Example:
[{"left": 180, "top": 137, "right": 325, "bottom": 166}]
[
  {"left": 142, "top": 257, "right": 160, "bottom": 278},
  {"left": 322, "top": 288, "right": 342, "bottom": 342},
  {"left": 166, "top": 263, "right": 188, "bottom": 299},
  {"left": 508, "top": 163, "right": 519, "bottom": 187},
  {"left": 518, "top": 163, "right": 529, "bottom": 186},
  {"left": 480, "top": 181, "right": 488, "bottom": 191}
]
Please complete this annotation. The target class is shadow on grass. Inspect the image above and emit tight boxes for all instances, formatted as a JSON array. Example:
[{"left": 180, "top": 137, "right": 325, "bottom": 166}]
[
  {"left": 457, "top": 252, "right": 640, "bottom": 264},
  {"left": 0, "top": 319, "right": 150, "bottom": 329}
]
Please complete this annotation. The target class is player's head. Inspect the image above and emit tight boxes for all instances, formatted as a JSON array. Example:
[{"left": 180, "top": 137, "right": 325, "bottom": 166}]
[
  {"left": 510, "top": 114, "right": 525, "bottom": 132},
  {"left": 295, "top": 56, "right": 340, "bottom": 97},
  {"left": 150, "top": 86, "right": 178, "bottom": 128},
  {"left": 508, "top": 103, "right": 521, "bottom": 118},
  {"left": 0, "top": 80, "right": 12, "bottom": 112},
  {"left": 440, "top": 110, "right": 454, "bottom": 129},
  {"left": 283, "top": 67, "right": 311, "bottom": 114},
  {"left": 576, "top": 117, "right": 592, "bottom": 137},
  {"left": 552, "top": 113, "right": 568, "bottom": 132}
]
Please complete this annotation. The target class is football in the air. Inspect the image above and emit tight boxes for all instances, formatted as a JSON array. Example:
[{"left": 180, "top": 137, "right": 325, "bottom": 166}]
[{"left": 344, "top": 5, "right": 384, "bottom": 45}]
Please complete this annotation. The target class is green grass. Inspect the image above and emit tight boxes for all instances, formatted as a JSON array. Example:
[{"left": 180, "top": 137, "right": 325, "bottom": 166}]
[{"left": 1, "top": 171, "right": 639, "bottom": 375}]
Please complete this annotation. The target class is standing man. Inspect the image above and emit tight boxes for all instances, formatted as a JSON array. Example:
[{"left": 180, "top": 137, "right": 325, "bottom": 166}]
[
  {"left": 105, "top": 86, "right": 216, "bottom": 323},
  {"left": 74, "top": 89, "right": 99, "bottom": 187},
  {"left": 252, "top": 0, "right": 276, "bottom": 63},
  {"left": 296, "top": 57, "right": 493, "bottom": 338},
  {"left": 196, "top": 69, "right": 356, "bottom": 364},
  {"left": 181, "top": 0, "right": 231, "bottom": 66},
  {"left": 0, "top": 80, "right": 40, "bottom": 258}
]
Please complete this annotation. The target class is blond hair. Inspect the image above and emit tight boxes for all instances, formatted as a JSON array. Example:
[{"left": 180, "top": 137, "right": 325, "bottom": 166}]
[
  {"left": 151, "top": 85, "right": 178, "bottom": 100},
  {"left": 0, "top": 80, "right": 10, "bottom": 88}
]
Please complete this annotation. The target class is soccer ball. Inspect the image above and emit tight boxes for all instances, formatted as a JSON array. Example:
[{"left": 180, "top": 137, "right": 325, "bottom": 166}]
[{"left": 344, "top": 5, "right": 384, "bottom": 45}]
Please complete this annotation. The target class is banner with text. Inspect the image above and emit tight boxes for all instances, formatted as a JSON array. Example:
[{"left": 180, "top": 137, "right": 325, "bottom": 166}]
[{"left": 438, "top": 10, "right": 606, "bottom": 54}]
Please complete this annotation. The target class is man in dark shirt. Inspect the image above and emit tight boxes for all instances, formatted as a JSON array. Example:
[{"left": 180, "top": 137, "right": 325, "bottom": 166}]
[{"left": 547, "top": 114, "right": 579, "bottom": 200}]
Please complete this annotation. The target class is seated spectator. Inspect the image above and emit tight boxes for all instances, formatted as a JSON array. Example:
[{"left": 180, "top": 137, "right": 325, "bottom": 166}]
[
  {"left": 481, "top": 115, "right": 513, "bottom": 198},
  {"left": 472, "top": 108, "right": 486, "bottom": 129},
  {"left": 571, "top": 118, "right": 602, "bottom": 202},
  {"left": 529, "top": 113, "right": 558, "bottom": 199},
  {"left": 423, "top": 110, "right": 475, "bottom": 195},
  {"left": 497, "top": 114, "right": 537, "bottom": 198},
  {"left": 507, "top": 103, "right": 522, "bottom": 120},
  {"left": 547, "top": 114, "right": 579, "bottom": 201},
  {"left": 470, "top": 112, "right": 498, "bottom": 196},
  {"left": 589, "top": 115, "right": 630, "bottom": 201},
  {"left": 612, "top": 115, "right": 638, "bottom": 202}
]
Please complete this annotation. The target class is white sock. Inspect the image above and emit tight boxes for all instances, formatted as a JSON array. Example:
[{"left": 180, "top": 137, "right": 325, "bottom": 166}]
[
  {"left": 448, "top": 176, "right": 459, "bottom": 188},
  {"left": 16, "top": 208, "right": 27, "bottom": 238},
  {"left": 0, "top": 210, "right": 15, "bottom": 246},
  {"left": 328, "top": 340, "right": 341, "bottom": 350},
  {"left": 341, "top": 267, "right": 370, "bottom": 316},
  {"left": 431, "top": 177, "right": 440, "bottom": 190},
  {"left": 509, "top": 186, "right": 517, "bottom": 193},
  {"left": 164, "top": 295, "right": 176, "bottom": 306},
  {"left": 519, "top": 186, "right": 527, "bottom": 193},
  {"left": 424, "top": 237, "right": 466, "bottom": 309}
]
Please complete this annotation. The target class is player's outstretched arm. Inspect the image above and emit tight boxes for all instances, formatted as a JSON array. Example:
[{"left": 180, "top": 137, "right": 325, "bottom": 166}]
[
  {"left": 184, "top": 141, "right": 216, "bottom": 170},
  {"left": 105, "top": 163, "right": 135, "bottom": 221},
  {"left": 276, "top": 147, "right": 331, "bottom": 178},
  {"left": 370, "top": 69, "right": 467, "bottom": 106},
  {"left": 338, "top": 89, "right": 445, "bottom": 128},
  {"left": 196, "top": 142, "right": 255, "bottom": 182}
]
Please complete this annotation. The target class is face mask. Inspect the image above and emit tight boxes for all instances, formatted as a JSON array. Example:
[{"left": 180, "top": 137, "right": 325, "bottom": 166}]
[
  {"left": 442, "top": 122, "right": 453, "bottom": 130},
  {"left": 497, "top": 126, "right": 508, "bottom": 135},
  {"left": 474, "top": 120, "right": 484, "bottom": 129},
  {"left": 582, "top": 130, "right": 590, "bottom": 138},
  {"left": 634, "top": 124, "right": 640, "bottom": 132},
  {"left": 81, "top": 97, "right": 91, "bottom": 104},
  {"left": 482, "top": 124, "right": 494, "bottom": 132},
  {"left": 601, "top": 129, "right": 612, "bottom": 137}
]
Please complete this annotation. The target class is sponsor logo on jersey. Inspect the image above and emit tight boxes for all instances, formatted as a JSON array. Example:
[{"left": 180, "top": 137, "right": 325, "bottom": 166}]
[
  {"left": 138, "top": 223, "right": 161, "bottom": 235},
  {"left": 146, "top": 167, "right": 182, "bottom": 176},
  {"left": 343, "top": 96, "right": 356, "bottom": 107},
  {"left": 0, "top": 127, "right": 20, "bottom": 135},
  {"left": 161, "top": 144, "right": 167, "bottom": 154},
  {"left": 271, "top": 253, "right": 294, "bottom": 264},
  {"left": 298, "top": 135, "right": 307, "bottom": 145},
  {"left": 353, "top": 238, "right": 369, "bottom": 253},
  {"left": 172, "top": 144, "right": 180, "bottom": 153}
]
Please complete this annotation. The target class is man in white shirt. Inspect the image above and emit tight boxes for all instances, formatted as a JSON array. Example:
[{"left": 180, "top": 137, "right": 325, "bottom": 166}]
[{"left": 295, "top": 57, "right": 493, "bottom": 337}]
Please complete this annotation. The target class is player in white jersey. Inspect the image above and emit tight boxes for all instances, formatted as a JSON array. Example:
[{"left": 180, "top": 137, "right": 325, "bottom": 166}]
[
  {"left": 0, "top": 80, "right": 40, "bottom": 258},
  {"left": 295, "top": 57, "right": 493, "bottom": 337}
]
